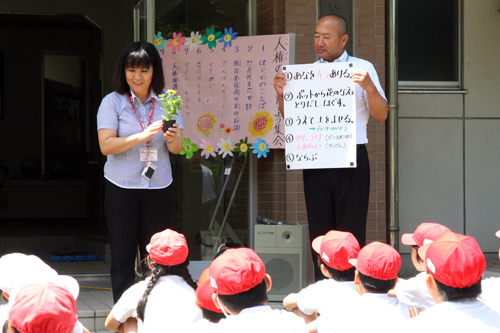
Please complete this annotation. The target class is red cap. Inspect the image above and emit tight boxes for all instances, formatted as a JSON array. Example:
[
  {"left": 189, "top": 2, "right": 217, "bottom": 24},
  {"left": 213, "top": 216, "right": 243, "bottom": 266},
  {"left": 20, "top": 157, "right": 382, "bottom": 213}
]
[
  {"left": 349, "top": 242, "right": 401, "bottom": 280},
  {"left": 209, "top": 248, "right": 265, "bottom": 295},
  {"left": 401, "top": 223, "right": 451, "bottom": 247},
  {"left": 312, "top": 231, "right": 360, "bottom": 271},
  {"left": 418, "top": 232, "right": 486, "bottom": 288},
  {"left": 196, "top": 280, "right": 222, "bottom": 313},
  {"left": 8, "top": 282, "right": 78, "bottom": 333},
  {"left": 496, "top": 230, "right": 500, "bottom": 238},
  {"left": 146, "top": 229, "right": 188, "bottom": 266}
]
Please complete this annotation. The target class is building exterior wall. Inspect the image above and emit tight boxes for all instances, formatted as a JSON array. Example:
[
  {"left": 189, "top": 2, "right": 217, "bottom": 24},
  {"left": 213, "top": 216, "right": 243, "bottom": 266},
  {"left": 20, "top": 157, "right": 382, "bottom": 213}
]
[
  {"left": 256, "top": 0, "right": 387, "bottom": 283},
  {"left": 398, "top": 0, "right": 500, "bottom": 256}
]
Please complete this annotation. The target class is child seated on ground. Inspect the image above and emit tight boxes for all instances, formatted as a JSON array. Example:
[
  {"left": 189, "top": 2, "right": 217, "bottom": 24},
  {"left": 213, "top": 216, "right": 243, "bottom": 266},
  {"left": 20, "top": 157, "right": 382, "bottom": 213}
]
[
  {"left": 479, "top": 229, "right": 500, "bottom": 313},
  {"left": 105, "top": 229, "right": 201, "bottom": 333},
  {"left": 283, "top": 230, "right": 360, "bottom": 323},
  {"left": 208, "top": 247, "right": 308, "bottom": 333},
  {"left": 7, "top": 281, "right": 77, "bottom": 333},
  {"left": 311, "top": 242, "right": 409, "bottom": 333},
  {"left": 391, "top": 222, "right": 451, "bottom": 314},
  {"left": 401, "top": 232, "right": 500, "bottom": 332},
  {"left": 192, "top": 268, "right": 224, "bottom": 326}
]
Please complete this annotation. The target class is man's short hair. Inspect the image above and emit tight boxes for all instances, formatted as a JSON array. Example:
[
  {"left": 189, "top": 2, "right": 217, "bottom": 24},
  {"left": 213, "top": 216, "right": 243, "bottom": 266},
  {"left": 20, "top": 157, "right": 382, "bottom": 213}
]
[
  {"left": 320, "top": 14, "right": 348, "bottom": 36},
  {"left": 434, "top": 276, "right": 482, "bottom": 302},
  {"left": 217, "top": 278, "right": 268, "bottom": 313},
  {"left": 358, "top": 271, "right": 396, "bottom": 293},
  {"left": 317, "top": 257, "right": 355, "bottom": 281}
]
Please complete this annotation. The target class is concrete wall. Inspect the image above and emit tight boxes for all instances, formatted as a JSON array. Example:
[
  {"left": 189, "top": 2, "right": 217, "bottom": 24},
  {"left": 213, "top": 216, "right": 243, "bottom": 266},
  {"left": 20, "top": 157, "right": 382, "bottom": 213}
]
[{"left": 398, "top": 0, "right": 500, "bottom": 253}]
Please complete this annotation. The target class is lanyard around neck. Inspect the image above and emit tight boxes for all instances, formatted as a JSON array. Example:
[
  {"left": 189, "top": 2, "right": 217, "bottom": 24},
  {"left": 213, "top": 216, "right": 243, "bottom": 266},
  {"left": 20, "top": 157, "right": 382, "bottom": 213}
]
[{"left": 128, "top": 94, "right": 155, "bottom": 149}]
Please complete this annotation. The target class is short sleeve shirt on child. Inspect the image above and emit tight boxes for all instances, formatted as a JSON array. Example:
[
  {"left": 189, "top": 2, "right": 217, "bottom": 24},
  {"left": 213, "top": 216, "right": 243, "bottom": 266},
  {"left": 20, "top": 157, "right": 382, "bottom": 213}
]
[
  {"left": 401, "top": 300, "right": 500, "bottom": 333},
  {"left": 295, "top": 279, "right": 358, "bottom": 316},
  {"left": 315, "top": 293, "right": 410, "bottom": 333},
  {"left": 112, "top": 275, "right": 201, "bottom": 332},
  {"left": 479, "top": 277, "right": 500, "bottom": 313},
  {"left": 214, "top": 305, "right": 308, "bottom": 333},
  {"left": 394, "top": 272, "right": 436, "bottom": 312}
]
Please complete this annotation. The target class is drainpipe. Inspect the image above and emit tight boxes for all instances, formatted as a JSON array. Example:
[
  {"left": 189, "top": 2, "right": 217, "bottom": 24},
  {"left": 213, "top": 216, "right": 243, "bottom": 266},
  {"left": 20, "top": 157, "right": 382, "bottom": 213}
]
[{"left": 386, "top": 0, "right": 399, "bottom": 250}]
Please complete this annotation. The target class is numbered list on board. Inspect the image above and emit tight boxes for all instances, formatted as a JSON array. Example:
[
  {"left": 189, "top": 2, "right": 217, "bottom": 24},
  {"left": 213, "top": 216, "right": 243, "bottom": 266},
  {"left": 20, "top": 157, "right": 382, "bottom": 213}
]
[{"left": 282, "top": 62, "right": 356, "bottom": 170}]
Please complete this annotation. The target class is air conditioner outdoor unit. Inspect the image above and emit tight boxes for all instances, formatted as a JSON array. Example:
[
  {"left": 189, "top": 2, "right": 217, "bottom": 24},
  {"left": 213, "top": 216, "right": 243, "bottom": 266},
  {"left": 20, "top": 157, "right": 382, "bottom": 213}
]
[{"left": 254, "top": 224, "right": 307, "bottom": 301}]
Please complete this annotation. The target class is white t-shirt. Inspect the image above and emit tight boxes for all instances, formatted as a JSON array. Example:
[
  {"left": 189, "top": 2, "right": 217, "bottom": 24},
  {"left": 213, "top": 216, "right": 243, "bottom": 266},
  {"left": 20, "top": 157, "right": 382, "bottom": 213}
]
[
  {"left": 315, "top": 293, "right": 410, "bottom": 333},
  {"left": 479, "top": 277, "right": 500, "bottom": 313},
  {"left": 112, "top": 275, "right": 202, "bottom": 332},
  {"left": 401, "top": 300, "right": 500, "bottom": 333},
  {"left": 213, "top": 305, "right": 307, "bottom": 333},
  {"left": 295, "top": 279, "right": 358, "bottom": 316},
  {"left": 394, "top": 272, "right": 436, "bottom": 311}
]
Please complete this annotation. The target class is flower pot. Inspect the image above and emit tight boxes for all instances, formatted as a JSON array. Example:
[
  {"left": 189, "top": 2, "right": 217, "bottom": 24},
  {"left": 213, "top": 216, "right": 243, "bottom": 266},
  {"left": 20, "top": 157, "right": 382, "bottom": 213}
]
[{"left": 162, "top": 119, "right": 176, "bottom": 133}]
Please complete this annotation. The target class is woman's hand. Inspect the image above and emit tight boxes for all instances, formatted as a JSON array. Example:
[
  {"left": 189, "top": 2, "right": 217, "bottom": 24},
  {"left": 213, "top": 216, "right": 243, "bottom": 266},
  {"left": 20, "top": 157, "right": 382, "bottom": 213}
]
[{"left": 163, "top": 123, "right": 183, "bottom": 154}]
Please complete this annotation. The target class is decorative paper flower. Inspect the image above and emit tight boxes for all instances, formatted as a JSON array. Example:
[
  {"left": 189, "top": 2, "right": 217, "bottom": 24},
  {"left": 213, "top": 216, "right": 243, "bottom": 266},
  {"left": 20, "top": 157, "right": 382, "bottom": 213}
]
[
  {"left": 197, "top": 114, "right": 216, "bottom": 134},
  {"left": 185, "top": 31, "right": 202, "bottom": 50},
  {"left": 166, "top": 32, "right": 186, "bottom": 53},
  {"left": 201, "top": 27, "right": 222, "bottom": 49},
  {"left": 180, "top": 137, "right": 199, "bottom": 159},
  {"left": 234, "top": 137, "right": 250, "bottom": 158},
  {"left": 252, "top": 138, "right": 270, "bottom": 158},
  {"left": 200, "top": 138, "right": 218, "bottom": 159},
  {"left": 217, "top": 137, "right": 234, "bottom": 158},
  {"left": 154, "top": 32, "right": 167, "bottom": 50},
  {"left": 249, "top": 111, "right": 274, "bottom": 137},
  {"left": 224, "top": 127, "right": 232, "bottom": 135},
  {"left": 218, "top": 27, "right": 238, "bottom": 48}
]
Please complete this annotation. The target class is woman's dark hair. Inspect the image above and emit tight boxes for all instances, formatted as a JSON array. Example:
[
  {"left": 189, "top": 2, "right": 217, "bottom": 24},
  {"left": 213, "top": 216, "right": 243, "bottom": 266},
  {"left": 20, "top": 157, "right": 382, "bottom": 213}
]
[
  {"left": 434, "top": 277, "right": 481, "bottom": 302},
  {"left": 113, "top": 41, "right": 165, "bottom": 95},
  {"left": 317, "top": 257, "right": 355, "bottom": 282},
  {"left": 218, "top": 278, "right": 268, "bottom": 314},
  {"left": 201, "top": 308, "right": 225, "bottom": 323},
  {"left": 136, "top": 257, "right": 197, "bottom": 322},
  {"left": 358, "top": 271, "right": 396, "bottom": 293}
]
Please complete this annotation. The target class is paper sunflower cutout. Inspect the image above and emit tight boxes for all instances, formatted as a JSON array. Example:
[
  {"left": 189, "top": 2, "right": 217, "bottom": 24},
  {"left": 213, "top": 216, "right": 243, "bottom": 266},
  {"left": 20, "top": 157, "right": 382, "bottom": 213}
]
[
  {"left": 252, "top": 138, "right": 270, "bottom": 158},
  {"left": 248, "top": 111, "right": 274, "bottom": 137},
  {"left": 196, "top": 113, "right": 216, "bottom": 134},
  {"left": 179, "top": 137, "right": 199, "bottom": 159},
  {"left": 154, "top": 32, "right": 167, "bottom": 50},
  {"left": 234, "top": 137, "right": 250, "bottom": 158},
  {"left": 218, "top": 27, "right": 238, "bottom": 48},
  {"left": 185, "top": 31, "right": 202, "bottom": 50},
  {"left": 166, "top": 32, "right": 187, "bottom": 53},
  {"left": 200, "top": 138, "right": 218, "bottom": 159},
  {"left": 201, "top": 27, "right": 222, "bottom": 49},
  {"left": 217, "top": 137, "right": 234, "bottom": 158}
]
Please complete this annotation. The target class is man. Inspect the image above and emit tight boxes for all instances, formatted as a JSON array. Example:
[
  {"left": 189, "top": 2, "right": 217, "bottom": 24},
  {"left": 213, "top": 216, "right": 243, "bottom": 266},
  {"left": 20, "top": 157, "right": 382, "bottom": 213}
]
[{"left": 273, "top": 14, "right": 389, "bottom": 281}]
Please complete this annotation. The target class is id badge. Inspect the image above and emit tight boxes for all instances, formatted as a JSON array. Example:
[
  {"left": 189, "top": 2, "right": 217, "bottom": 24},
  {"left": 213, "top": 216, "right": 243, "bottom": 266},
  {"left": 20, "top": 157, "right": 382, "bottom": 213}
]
[
  {"left": 141, "top": 162, "right": 157, "bottom": 180},
  {"left": 140, "top": 148, "right": 158, "bottom": 161}
]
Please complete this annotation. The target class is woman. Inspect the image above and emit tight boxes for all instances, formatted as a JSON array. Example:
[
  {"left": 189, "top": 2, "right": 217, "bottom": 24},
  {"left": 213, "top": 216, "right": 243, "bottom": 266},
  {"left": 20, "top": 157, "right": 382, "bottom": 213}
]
[{"left": 97, "top": 41, "right": 183, "bottom": 303}]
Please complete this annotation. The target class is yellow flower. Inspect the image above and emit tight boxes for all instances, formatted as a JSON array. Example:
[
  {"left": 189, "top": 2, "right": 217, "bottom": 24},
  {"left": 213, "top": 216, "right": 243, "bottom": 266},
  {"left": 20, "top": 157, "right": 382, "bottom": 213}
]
[
  {"left": 248, "top": 111, "right": 274, "bottom": 137},
  {"left": 166, "top": 89, "right": 177, "bottom": 95}
]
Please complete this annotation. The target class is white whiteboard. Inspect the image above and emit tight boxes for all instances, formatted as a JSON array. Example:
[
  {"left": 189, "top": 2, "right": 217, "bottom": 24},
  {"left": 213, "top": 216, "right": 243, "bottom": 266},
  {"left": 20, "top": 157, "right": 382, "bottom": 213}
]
[{"left": 282, "top": 62, "right": 357, "bottom": 170}]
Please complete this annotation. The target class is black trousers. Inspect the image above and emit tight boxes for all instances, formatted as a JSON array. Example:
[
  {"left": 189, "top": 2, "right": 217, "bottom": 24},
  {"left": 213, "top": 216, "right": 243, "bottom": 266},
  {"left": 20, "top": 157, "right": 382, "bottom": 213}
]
[
  {"left": 303, "top": 145, "right": 370, "bottom": 281},
  {"left": 104, "top": 180, "right": 172, "bottom": 302}
]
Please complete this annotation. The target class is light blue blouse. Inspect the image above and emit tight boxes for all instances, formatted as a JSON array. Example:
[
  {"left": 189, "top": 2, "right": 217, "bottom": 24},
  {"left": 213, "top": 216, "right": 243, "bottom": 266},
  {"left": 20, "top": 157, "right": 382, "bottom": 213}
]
[{"left": 97, "top": 90, "right": 184, "bottom": 189}]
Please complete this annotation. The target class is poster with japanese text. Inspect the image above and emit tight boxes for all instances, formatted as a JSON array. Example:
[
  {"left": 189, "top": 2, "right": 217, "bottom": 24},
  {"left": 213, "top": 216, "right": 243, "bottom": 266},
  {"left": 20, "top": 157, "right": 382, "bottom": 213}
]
[
  {"left": 160, "top": 34, "right": 291, "bottom": 156},
  {"left": 282, "top": 62, "right": 356, "bottom": 170}
]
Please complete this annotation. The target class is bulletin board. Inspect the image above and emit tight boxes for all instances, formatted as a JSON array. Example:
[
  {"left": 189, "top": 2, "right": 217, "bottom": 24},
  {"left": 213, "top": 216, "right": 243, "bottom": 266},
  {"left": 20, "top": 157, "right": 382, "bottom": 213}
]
[{"left": 156, "top": 30, "right": 294, "bottom": 159}]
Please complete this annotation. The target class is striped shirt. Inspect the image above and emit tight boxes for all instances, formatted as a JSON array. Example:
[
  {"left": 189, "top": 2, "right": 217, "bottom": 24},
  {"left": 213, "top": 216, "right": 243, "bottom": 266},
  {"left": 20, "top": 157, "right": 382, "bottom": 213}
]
[{"left": 97, "top": 90, "right": 184, "bottom": 189}]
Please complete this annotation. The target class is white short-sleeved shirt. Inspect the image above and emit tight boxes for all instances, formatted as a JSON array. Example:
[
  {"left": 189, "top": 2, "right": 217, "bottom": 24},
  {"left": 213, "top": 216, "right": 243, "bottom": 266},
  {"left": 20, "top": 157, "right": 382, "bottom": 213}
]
[
  {"left": 316, "top": 293, "right": 410, "bottom": 333},
  {"left": 212, "top": 305, "right": 308, "bottom": 333},
  {"left": 315, "top": 51, "right": 387, "bottom": 144},
  {"left": 400, "top": 300, "right": 500, "bottom": 333},
  {"left": 295, "top": 279, "right": 358, "bottom": 316},
  {"left": 112, "top": 275, "right": 201, "bottom": 332},
  {"left": 479, "top": 277, "right": 500, "bottom": 313},
  {"left": 394, "top": 272, "right": 436, "bottom": 312}
]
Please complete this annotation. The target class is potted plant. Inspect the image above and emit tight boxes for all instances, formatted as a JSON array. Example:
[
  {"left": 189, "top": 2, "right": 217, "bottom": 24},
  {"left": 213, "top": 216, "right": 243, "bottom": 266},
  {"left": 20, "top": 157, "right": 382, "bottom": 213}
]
[{"left": 159, "top": 89, "right": 183, "bottom": 133}]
